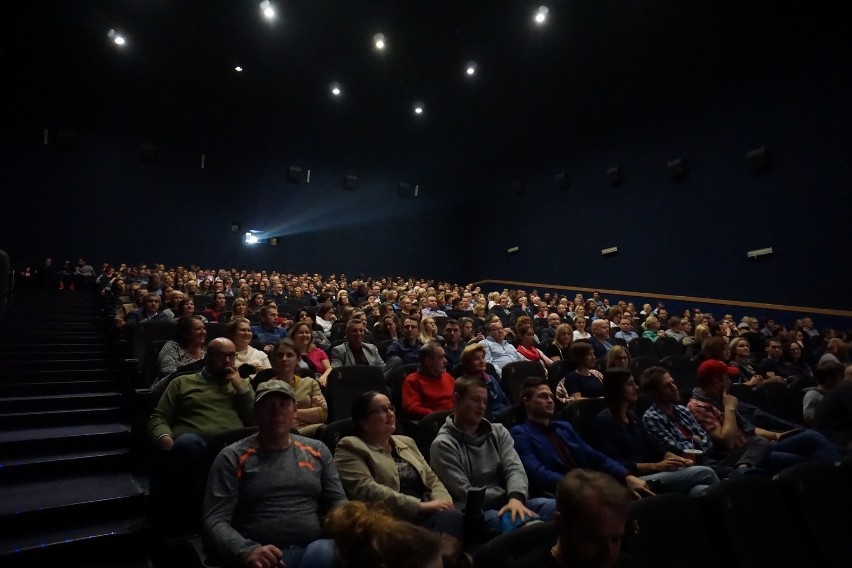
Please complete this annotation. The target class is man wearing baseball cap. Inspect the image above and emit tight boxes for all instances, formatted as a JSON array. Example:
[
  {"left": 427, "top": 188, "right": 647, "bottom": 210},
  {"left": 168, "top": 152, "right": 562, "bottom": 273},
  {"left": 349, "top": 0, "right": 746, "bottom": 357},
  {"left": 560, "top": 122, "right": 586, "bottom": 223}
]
[
  {"left": 203, "top": 380, "right": 347, "bottom": 568},
  {"left": 687, "top": 360, "right": 839, "bottom": 473}
]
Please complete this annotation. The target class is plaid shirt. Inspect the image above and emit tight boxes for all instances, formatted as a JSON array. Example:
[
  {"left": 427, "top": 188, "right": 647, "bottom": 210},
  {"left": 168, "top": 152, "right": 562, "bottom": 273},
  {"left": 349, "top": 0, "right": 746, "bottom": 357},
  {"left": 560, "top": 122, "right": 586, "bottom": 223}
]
[
  {"left": 642, "top": 402, "right": 713, "bottom": 455},
  {"left": 687, "top": 388, "right": 754, "bottom": 452}
]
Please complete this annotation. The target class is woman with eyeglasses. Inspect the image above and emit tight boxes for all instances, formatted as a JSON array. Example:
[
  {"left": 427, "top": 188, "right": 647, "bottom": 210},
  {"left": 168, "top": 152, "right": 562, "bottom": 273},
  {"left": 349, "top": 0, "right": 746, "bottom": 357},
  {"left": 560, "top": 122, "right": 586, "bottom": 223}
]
[
  {"left": 603, "top": 345, "right": 631, "bottom": 370},
  {"left": 334, "top": 391, "right": 464, "bottom": 558}
]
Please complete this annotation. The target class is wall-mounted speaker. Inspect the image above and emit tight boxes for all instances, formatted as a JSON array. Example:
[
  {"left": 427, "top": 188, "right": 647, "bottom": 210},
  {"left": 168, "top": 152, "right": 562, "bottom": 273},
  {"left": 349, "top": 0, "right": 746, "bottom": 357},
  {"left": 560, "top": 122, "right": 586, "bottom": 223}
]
[
  {"left": 667, "top": 158, "right": 687, "bottom": 180},
  {"left": 607, "top": 166, "right": 623, "bottom": 187},
  {"left": 288, "top": 166, "right": 303, "bottom": 182},
  {"left": 745, "top": 147, "right": 770, "bottom": 173},
  {"left": 343, "top": 174, "right": 358, "bottom": 190}
]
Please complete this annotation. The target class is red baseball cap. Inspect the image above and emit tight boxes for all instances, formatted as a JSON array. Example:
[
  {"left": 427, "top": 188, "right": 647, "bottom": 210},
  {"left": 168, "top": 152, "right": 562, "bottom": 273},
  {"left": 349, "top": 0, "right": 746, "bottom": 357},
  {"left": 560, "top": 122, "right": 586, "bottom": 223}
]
[{"left": 697, "top": 359, "right": 740, "bottom": 381}]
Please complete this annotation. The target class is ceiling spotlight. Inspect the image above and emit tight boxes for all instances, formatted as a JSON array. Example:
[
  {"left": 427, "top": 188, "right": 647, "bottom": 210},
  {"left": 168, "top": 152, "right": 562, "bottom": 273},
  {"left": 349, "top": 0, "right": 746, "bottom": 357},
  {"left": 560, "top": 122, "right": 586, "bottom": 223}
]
[
  {"left": 534, "top": 6, "right": 549, "bottom": 25},
  {"left": 107, "top": 29, "right": 126, "bottom": 47},
  {"left": 234, "top": 66, "right": 243, "bottom": 72},
  {"left": 373, "top": 33, "right": 386, "bottom": 50},
  {"left": 465, "top": 61, "right": 478, "bottom": 76},
  {"left": 413, "top": 102, "right": 424, "bottom": 115},
  {"left": 329, "top": 81, "right": 341, "bottom": 96},
  {"left": 260, "top": 0, "right": 276, "bottom": 21},
  {"left": 244, "top": 232, "right": 259, "bottom": 245}
]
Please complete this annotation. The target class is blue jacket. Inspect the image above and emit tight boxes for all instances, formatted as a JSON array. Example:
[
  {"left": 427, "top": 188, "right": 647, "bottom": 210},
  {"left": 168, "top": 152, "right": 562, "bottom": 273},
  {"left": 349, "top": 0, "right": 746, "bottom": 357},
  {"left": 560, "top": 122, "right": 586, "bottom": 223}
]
[{"left": 511, "top": 420, "right": 628, "bottom": 494}]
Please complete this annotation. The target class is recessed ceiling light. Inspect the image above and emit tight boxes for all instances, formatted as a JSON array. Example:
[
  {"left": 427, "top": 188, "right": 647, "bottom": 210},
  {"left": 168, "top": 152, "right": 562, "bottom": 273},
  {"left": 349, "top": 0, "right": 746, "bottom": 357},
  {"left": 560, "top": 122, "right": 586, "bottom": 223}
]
[
  {"left": 260, "top": 0, "right": 276, "bottom": 21},
  {"left": 465, "top": 61, "right": 478, "bottom": 76},
  {"left": 413, "top": 102, "right": 424, "bottom": 115},
  {"left": 534, "top": 6, "right": 549, "bottom": 25},
  {"left": 329, "top": 81, "right": 341, "bottom": 96},
  {"left": 373, "top": 33, "right": 386, "bottom": 50},
  {"left": 234, "top": 66, "right": 243, "bottom": 72}
]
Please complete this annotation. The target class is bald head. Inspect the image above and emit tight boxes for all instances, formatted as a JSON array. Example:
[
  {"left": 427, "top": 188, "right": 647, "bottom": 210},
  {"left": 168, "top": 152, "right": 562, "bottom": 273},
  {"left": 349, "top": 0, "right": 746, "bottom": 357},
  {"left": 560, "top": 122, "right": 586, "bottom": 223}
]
[
  {"left": 592, "top": 319, "right": 609, "bottom": 338},
  {"left": 205, "top": 337, "right": 237, "bottom": 379}
]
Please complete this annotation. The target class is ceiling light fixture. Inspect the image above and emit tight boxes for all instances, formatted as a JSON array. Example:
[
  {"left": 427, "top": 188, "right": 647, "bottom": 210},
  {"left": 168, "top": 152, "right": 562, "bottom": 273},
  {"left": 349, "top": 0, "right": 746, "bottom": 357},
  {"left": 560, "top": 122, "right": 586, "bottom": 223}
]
[
  {"left": 465, "top": 61, "right": 478, "bottom": 76},
  {"left": 234, "top": 66, "right": 243, "bottom": 72},
  {"left": 534, "top": 6, "right": 549, "bottom": 25},
  {"left": 260, "top": 0, "right": 276, "bottom": 21},
  {"left": 373, "top": 33, "right": 386, "bottom": 50},
  {"left": 329, "top": 81, "right": 341, "bottom": 96},
  {"left": 413, "top": 102, "right": 424, "bottom": 115},
  {"left": 107, "top": 29, "right": 126, "bottom": 47}
]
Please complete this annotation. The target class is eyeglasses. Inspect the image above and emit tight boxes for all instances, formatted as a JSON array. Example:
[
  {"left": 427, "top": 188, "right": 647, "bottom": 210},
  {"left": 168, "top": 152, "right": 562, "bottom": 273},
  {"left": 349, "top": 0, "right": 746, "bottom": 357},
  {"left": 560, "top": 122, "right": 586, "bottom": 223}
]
[{"left": 368, "top": 404, "right": 395, "bottom": 415}]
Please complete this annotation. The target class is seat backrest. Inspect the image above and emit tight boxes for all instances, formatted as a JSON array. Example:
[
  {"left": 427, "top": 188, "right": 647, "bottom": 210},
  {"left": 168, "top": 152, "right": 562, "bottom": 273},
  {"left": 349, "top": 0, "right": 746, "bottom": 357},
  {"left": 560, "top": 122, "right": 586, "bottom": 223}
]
[
  {"left": 130, "top": 321, "right": 177, "bottom": 362},
  {"left": 629, "top": 337, "right": 656, "bottom": 358},
  {"left": 388, "top": 363, "right": 419, "bottom": 419},
  {"left": 140, "top": 339, "right": 169, "bottom": 388},
  {"left": 661, "top": 355, "right": 698, "bottom": 391},
  {"left": 494, "top": 404, "right": 526, "bottom": 429},
  {"left": 321, "top": 419, "right": 357, "bottom": 454},
  {"left": 473, "top": 521, "right": 557, "bottom": 568},
  {"left": 326, "top": 365, "right": 387, "bottom": 422},
  {"left": 623, "top": 493, "right": 717, "bottom": 568},
  {"left": 775, "top": 461, "right": 852, "bottom": 568},
  {"left": 501, "top": 360, "right": 547, "bottom": 403},
  {"left": 561, "top": 398, "right": 608, "bottom": 447},
  {"left": 330, "top": 322, "right": 348, "bottom": 342},
  {"left": 756, "top": 381, "right": 805, "bottom": 425},
  {"left": 655, "top": 336, "right": 684, "bottom": 358},
  {"left": 205, "top": 322, "right": 230, "bottom": 340},
  {"left": 416, "top": 409, "right": 452, "bottom": 461},
  {"left": 630, "top": 356, "right": 660, "bottom": 379},
  {"left": 699, "top": 476, "right": 816, "bottom": 568}
]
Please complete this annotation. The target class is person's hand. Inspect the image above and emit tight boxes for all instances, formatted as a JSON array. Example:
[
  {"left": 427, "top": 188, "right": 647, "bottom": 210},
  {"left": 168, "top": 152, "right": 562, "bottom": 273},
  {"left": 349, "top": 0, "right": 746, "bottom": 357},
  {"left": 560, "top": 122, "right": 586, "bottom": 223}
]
[
  {"left": 691, "top": 435, "right": 704, "bottom": 446},
  {"left": 263, "top": 344, "right": 274, "bottom": 354},
  {"left": 744, "top": 375, "right": 764, "bottom": 387},
  {"left": 311, "top": 395, "right": 324, "bottom": 407},
  {"left": 419, "top": 500, "right": 454, "bottom": 515},
  {"left": 626, "top": 475, "right": 655, "bottom": 499},
  {"left": 497, "top": 497, "right": 536, "bottom": 524},
  {"left": 657, "top": 330, "right": 666, "bottom": 337},
  {"left": 225, "top": 367, "right": 243, "bottom": 389},
  {"left": 722, "top": 390, "right": 738, "bottom": 411},
  {"left": 157, "top": 435, "right": 174, "bottom": 450},
  {"left": 658, "top": 453, "right": 689, "bottom": 471},
  {"left": 245, "top": 544, "right": 284, "bottom": 568},
  {"left": 317, "top": 375, "right": 328, "bottom": 388}
]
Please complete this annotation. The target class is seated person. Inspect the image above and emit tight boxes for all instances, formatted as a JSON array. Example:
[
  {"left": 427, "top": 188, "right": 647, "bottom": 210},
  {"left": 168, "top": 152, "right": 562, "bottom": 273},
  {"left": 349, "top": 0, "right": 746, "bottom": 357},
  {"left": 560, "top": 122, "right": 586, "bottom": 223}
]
[
  {"left": 203, "top": 292, "right": 229, "bottom": 322},
  {"left": 728, "top": 337, "right": 764, "bottom": 386},
  {"left": 543, "top": 323, "right": 573, "bottom": 362},
  {"left": 803, "top": 361, "right": 846, "bottom": 425},
  {"left": 758, "top": 337, "right": 793, "bottom": 382},
  {"left": 614, "top": 316, "right": 639, "bottom": 343},
  {"left": 588, "top": 319, "right": 614, "bottom": 359},
  {"left": 783, "top": 341, "right": 815, "bottom": 385},
  {"left": 384, "top": 317, "right": 426, "bottom": 368},
  {"left": 478, "top": 320, "right": 526, "bottom": 377},
  {"left": 330, "top": 319, "right": 384, "bottom": 367},
  {"left": 148, "top": 337, "right": 255, "bottom": 530},
  {"left": 641, "top": 316, "right": 665, "bottom": 342},
  {"left": 441, "top": 319, "right": 464, "bottom": 369},
  {"left": 325, "top": 501, "right": 446, "bottom": 568},
  {"left": 125, "top": 292, "right": 172, "bottom": 326},
  {"left": 203, "top": 380, "right": 345, "bottom": 568},
  {"left": 402, "top": 341, "right": 457, "bottom": 419},
  {"left": 155, "top": 315, "right": 207, "bottom": 381},
  {"left": 459, "top": 343, "right": 510, "bottom": 421},
  {"left": 174, "top": 297, "right": 208, "bottom": 323},
  {"left": 430, "top": 376, "right": 556, "bottom": 534},
  {"left": 594, "top": 368, "right": 719, "bottom": 496},
  {"left": 251, "top": 305, "right": 287, "bottom": 351},
  {"left": 555, "top": 342, "right": 604, "bottom": 402},
  {"left": 510, "top": 377, "right": 652, "bottom": 498},
  {"left": 334, "top": 391, "right": 464, "bottom": 556},
  {"left": 265, "top": 339, "right": 327, "bottom": 436},
  {"left": 510, "top": 469, "right": 632, "bottom": 568},
  {"left": 812, "top": 365, "right": 852, "bottom": 454},
  {"left": 227, "top": 317, "right": 270, "bottom": 381},
  {"left": 290, "top": 321, "right": 333, "bottom": 387},
  {"left": 515, "top": 323, "right": 554, "bottom": 371},
  {"left": 688, "top": 360, "right": 840, "bottom": 472}
]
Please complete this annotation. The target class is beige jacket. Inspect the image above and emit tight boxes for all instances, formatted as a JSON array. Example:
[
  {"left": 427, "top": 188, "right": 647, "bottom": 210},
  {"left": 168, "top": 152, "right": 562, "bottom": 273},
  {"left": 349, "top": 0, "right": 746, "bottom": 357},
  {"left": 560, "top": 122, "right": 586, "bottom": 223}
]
[{"left": 334, "top": 434, "right": 452, "bottom": 520}]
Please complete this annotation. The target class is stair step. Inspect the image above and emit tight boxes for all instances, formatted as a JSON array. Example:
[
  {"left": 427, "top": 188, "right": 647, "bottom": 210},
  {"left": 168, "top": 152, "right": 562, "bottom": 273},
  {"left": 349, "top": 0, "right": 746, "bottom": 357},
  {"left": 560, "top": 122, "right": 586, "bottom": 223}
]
[
  {"left": 0, "top": 343, "right": 111, "bottom": 353},
  {"left": 0, "top": 407, "right": 124, "bottom": 430},
  {"left": 0, "top": 448, "right": 132, "bottom": 483},
  {"left": 0, "top": 350, "right": 112, "bottom": 360},
  {"left": 0, "top": 423, "right": 130, "bottom": 452},
  {"left": 0, "top": 379, "right": 118, "bottom": 397},
  {"left": 0, "top": 392, "right": 122, "bottom": 412},
  {"left": 0, "top": 359, "right": 113, "bottom": 372},
  {"left": 0, "top": 369, "right": 116, "bottom": 382}
]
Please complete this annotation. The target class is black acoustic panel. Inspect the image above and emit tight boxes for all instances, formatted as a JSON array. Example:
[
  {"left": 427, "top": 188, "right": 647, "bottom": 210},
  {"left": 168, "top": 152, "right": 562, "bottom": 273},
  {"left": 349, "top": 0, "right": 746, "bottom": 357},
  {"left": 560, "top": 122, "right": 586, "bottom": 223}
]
[
  {"left": 287, "top": 166, "right": 303, "bottom": 182},
  {"left": 745, "top": 147, "right": 770, "bottom": 173},
  {"left": 140, "top": 144, "right": 159, "bottom": 164},
  {"left": 230, "top": 222, "right": 241, "bottom": 232},
  {"left": 343, "top": 174, "right": 358, "bottom": 190},
  {"left": 607, "top": 166, "right": 623, "bottom": 187},
  {"left": 397, "top": 182, "right": 413, "bottom": 198},
  {"left": 51, "top": 130, "right": 76, "bottom": 151},
  {"left": 667, "top": 158, "right": 687, "bottom": 180}
]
